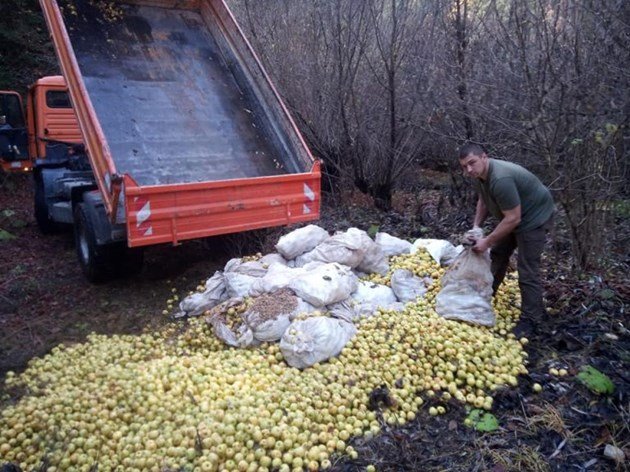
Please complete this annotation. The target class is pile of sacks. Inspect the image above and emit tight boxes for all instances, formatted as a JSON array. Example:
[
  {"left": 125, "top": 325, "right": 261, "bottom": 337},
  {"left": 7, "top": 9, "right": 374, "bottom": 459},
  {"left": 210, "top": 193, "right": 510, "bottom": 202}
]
[{"left": 175, "top": 224, "right": 488, "bottom": 369}]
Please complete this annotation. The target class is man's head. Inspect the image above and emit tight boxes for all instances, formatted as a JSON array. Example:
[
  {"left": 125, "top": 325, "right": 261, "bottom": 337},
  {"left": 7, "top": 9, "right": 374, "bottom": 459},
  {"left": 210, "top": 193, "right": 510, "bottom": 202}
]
[
  {"left": 458, "top": 143, "right": 489, "bottom": 179},
  {"left": 0, "top": 115, "right": 6, "bottom": 125}
]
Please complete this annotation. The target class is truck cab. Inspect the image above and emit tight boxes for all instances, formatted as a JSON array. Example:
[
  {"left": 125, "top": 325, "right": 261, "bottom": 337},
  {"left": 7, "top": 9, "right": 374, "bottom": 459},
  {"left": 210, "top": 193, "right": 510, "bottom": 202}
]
[{"left": 0, "top": 76, "right": 82, "bottom": 172}]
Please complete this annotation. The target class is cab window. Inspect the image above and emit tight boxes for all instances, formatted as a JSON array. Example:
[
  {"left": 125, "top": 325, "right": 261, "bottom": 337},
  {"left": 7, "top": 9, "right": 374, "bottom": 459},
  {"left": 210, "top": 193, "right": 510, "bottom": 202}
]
[
  {"left": 46, "top": 90, "right": 72, "bottom": 109},
  {"left": 0, "top": 94, "right": 25, "bottom": 128}
]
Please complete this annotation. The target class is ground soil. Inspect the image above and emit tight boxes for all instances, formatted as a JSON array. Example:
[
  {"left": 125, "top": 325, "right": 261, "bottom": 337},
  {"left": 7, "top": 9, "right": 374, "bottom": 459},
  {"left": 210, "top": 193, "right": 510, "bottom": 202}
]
[
  {"left": 0, "top": 173, "right": 233, "bottom": 373},
  {"left": 0, "top": 171, "right": 628, "bottom": 471}
]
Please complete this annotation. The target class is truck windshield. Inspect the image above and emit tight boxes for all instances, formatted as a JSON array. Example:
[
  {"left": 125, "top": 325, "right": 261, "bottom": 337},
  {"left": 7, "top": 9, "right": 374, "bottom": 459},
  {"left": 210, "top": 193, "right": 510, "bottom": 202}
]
[{"left": 0, "top": 94, "right": 25, "bottom": 128}]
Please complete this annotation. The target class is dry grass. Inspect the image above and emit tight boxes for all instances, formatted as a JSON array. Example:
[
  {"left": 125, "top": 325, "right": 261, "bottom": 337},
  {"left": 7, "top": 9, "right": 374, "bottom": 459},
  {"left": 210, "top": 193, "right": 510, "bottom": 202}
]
[
  {"left": 527, "top": 402, "right": 571, "bottom": 438},
  {"left": 488, "top": 445, "right": 551, "bottom": 472}
]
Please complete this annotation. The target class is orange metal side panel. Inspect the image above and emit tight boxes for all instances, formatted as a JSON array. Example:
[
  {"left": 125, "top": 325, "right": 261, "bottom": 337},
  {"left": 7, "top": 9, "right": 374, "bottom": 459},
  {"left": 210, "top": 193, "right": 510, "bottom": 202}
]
[{"left": 125, "top": 162, "right": 321, "bottom": 247}]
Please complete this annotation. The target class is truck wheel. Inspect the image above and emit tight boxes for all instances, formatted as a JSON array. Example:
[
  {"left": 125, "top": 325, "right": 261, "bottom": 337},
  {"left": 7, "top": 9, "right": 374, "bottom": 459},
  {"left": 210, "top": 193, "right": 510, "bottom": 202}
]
[
  {"left": 74, "top": 203, "right": 114, "bottom": 283},
  {"left": 34, "top": 175, "right": 59, "bottom": 234}
]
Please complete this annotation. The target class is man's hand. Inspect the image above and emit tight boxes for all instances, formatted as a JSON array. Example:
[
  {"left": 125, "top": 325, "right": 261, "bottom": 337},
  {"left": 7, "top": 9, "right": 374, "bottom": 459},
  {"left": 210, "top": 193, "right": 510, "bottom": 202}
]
[
  {"left": 472, "top": 237, "right": 491, "bottom": 253},
  {"left": 462, "top": 227, "right": 483, "bottom": 245}
]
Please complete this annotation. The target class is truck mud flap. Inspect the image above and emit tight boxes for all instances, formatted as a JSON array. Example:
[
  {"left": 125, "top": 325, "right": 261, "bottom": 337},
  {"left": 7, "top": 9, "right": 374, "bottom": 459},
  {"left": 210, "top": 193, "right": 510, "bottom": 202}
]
[{"left": 82, "top": 191, "right": 127, "bottom": 245}]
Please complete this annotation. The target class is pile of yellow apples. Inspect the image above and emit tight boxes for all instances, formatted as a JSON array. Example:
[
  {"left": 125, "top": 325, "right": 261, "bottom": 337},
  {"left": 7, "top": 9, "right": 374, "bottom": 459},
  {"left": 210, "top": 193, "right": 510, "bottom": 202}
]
[{"left": 0, "top": 250, "right": 527, "bottom": 471}]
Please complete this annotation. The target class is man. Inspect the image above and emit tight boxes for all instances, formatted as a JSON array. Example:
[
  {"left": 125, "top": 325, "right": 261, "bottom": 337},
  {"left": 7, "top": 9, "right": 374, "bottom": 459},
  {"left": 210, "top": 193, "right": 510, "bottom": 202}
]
[
  {"left": 459, "top": 143, "right": 555, "bottom": 323},
  {"left": 0, "top": 115, "right": 12, "bottom": 130}
]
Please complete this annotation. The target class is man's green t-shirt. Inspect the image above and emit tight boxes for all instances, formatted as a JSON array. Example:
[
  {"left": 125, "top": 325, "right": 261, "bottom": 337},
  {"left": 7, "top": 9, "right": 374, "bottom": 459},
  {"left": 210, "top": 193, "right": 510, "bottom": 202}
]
[{"left": 474, "top": 159, "right": 554, "bottom": 233}]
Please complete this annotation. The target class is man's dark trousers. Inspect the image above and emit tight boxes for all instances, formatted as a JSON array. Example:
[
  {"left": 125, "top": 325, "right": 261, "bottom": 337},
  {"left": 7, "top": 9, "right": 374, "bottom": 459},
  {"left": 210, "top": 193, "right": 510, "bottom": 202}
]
[{"left": 490, "top": 217, "right": 553, "bottom": 318}]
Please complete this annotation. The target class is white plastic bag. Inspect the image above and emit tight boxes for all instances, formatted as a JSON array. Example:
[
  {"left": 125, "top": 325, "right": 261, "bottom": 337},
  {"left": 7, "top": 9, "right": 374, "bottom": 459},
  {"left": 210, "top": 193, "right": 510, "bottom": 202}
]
[
  {"left": 289, "top": 263, "right": 358, "bottom": 307},
  {"left": 351, "top": 281, "right": 398, "bottom": 306},
  {"left": 294, "top": 228, "right": 368, "bottom": 268},
  {"left": 411, "top": 239, "right": 462, "bottom": 266},
  {"left": 435, "top": 248, "right": 495, "bottom": 326},
  {"left": 206, "top": 298, "right": 255, "bottom": 348},
  {"left": 290, "top": 298, "right": 319, "bottom": 320},
  {"left": 224, "top": 272, "right": 259, "bottom": 298},
  {"left": 174, "top": 271, "right": 228, "bottom": 318},
  {"left": 375, "top": 232, "right": 412, "bottom": 257},
  {"left": 390, "top": 269, "right": 430, "bottom": 303},
  {"left": 446, "top": 245, "right": 466, "bottom": 266},
  {"left": 328, "top": 299, "right": 400, "bottom": 322},
  {"left": 327, "top": 300, "right": 359, "bottom": 322},
  {"left": 224, "top": 258, "right": 269, "bottom": 277},
  {"left": 354, "top": 229, "right": 389, "bottom": 275},
  {"left": 327, "top": 282, "right": 399, "bottom": 322},
  {"left": 302, "top": 261, "right": 327, "bottom": 271},
  {"left": 259, "top": 253, "right": 288, "bottom": 267},
  {"left": 249, "top": 263, "right": 306, "bottom": 296},
  {"left": 243, "top": 289, "right": 298, "bottom": 342},
  {"left": 212, "top": 322, "right": 254, "bottom": 348},
  {"left": 280, "top": 316, "right": 357, "bottom": 369},
  {"left": 276, "top": 225, "right": 329, "bottom": 260}
]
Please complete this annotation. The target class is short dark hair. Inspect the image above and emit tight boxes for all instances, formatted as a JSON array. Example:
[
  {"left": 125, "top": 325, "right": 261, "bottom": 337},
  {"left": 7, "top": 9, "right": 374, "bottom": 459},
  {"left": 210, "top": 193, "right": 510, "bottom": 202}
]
[{"left": 458, "top": 143, "right": 486, "bottom": 160}]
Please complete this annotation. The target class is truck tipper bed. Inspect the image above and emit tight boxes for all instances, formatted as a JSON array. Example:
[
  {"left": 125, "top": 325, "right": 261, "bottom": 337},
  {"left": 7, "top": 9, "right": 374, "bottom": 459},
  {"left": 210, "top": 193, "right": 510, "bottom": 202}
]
[{"left": 37, "top": 0, "right": 321, "bottom": 280}]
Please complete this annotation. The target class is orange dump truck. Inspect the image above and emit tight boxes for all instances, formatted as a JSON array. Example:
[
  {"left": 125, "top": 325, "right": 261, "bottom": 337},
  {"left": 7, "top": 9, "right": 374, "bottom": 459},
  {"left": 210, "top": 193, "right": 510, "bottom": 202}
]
[{"left": 7, "top": 0, "right": 322, "bottom": 281}]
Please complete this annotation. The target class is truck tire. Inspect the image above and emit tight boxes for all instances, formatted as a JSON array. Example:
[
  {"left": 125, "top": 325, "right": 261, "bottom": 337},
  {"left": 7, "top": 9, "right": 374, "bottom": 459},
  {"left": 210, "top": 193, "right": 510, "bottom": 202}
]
[
  {"left": 34, "top": 175, "right": 59, "bottom": 234},
  {"left": 74, "top": 203, "right": 115, "bottom": 283},
  {"left": 74, "top": 203, "right": 144, "bottom": 282}
]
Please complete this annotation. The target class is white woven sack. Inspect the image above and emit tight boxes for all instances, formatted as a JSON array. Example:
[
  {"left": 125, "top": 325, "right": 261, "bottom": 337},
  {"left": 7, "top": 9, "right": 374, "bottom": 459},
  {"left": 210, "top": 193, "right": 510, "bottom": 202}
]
[
  {"left": 435, "top": 249, "right": 495, "bottom": 326},
  {"left": 224, "top": 258, "right": 269, "bottom": 277},
  {"left": 206, "top": 298, "right": 255, "bottom": 348},
  {"left": 224, "top": 272, "right": 259, "bottom": 298},
  {"left": 352, "top": 229, "right": 389, "bottom": 275},
  {"left": 244, "top": 306, "right": 292, "bottom": 343},
  {"left": 175, "top": 271, "right": 227, "bottom": 318},
  {"left": 280, "top": 317, "right": 357, "bottom": 369},
  {"left": 289, "top": 263, "right": 358, "bottom": 307},
  {"left": 249, "top": 263, "right": 306, "bottom": 296},
  {"left": 351, "top": 280, "right": 397, "bottom": 306},
  {"left": 390, "top": 269, "right": 429, "bottom": 302},
  {"left": 275, "top": 225, "right": 329, "bottom": 260},
  {"left": 375, "top": 232, "right": 412, "bottom": 257},
  {"left": 293, "top": 228, "right": 368, "bottom": 268},
  {"left": 259, "top": 253, "right": 288, "bottom": 266},
  {"left": 211, "top": 321, "right": 255, "bottom": 348},
  {"left": 411, "top": 238, "right": 462, "bottom": 265}
]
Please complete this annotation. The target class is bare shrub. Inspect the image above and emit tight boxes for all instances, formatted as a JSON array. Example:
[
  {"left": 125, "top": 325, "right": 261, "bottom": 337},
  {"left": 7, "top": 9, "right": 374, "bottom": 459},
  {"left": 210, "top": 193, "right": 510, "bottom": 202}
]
[{"left": 230, "top": 0, "right": 629, "bottom": 271}]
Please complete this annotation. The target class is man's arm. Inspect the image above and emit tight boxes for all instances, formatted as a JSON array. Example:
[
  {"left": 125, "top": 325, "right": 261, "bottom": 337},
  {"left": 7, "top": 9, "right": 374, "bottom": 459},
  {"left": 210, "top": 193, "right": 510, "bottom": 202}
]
[
  {"left": 473, "top": 197, "right": 489, "bottom": 228},
  {"left": 473, "top": 206, "right": 521, "bottom": 252}
]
